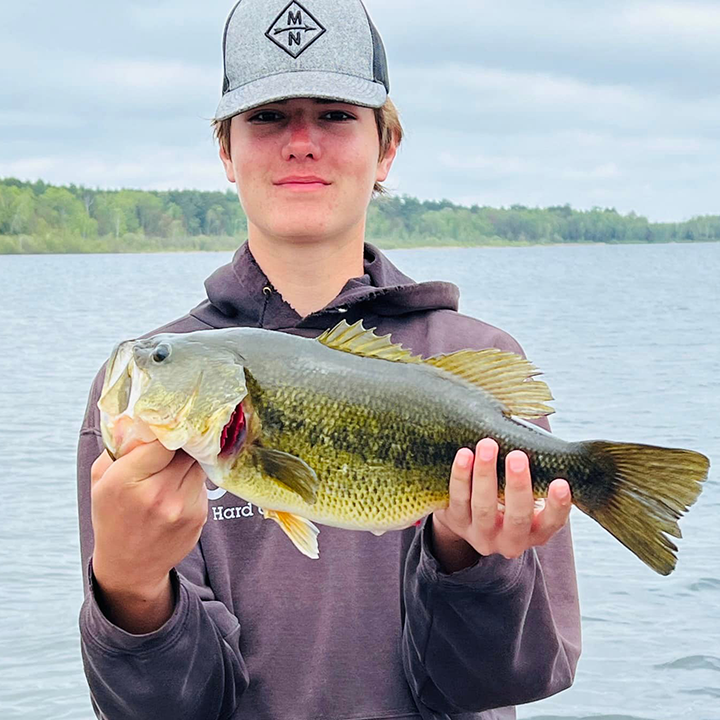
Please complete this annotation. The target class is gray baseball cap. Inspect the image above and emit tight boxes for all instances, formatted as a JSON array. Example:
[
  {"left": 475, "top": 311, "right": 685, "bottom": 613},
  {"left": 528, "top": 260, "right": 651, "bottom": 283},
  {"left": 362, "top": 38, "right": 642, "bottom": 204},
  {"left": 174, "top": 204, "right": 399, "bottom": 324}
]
[{"left": 214, "top": 0, "right": 389, "bottom": 121}]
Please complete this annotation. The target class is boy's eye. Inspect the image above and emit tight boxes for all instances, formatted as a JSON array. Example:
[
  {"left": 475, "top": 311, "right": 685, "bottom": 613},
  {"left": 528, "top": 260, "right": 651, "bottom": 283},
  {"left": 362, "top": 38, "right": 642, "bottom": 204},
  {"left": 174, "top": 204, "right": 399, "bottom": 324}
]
[
  {"left": 322, "top": 110, "right": 355, "bottom": 121},
  {"left": 248, "top": 110, "right": 283, "bottom": 123}
]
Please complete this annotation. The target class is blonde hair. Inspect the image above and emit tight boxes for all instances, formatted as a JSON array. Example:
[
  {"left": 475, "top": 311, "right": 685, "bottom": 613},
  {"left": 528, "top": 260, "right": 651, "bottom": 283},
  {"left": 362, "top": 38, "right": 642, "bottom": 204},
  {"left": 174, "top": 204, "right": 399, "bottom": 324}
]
[{"left": 212, "top": 97, "right": 403, "bottom": 195}]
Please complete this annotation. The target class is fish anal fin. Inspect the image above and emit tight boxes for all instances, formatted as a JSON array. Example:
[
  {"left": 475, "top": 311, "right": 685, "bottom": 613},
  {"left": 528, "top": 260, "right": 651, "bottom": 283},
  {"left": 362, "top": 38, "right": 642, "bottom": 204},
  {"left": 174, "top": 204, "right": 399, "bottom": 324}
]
[
  {"left": 317, "top": 320, "right": 422, "bottom": 364},
  {"left": 425, "top": 349, "right": 555, "bottom": 419},
  {"left": 264, "top": 509, "right": 320, "bottom": 559},
  {"left": 252, "top": 446, "right": 318, "bottom": 505}
]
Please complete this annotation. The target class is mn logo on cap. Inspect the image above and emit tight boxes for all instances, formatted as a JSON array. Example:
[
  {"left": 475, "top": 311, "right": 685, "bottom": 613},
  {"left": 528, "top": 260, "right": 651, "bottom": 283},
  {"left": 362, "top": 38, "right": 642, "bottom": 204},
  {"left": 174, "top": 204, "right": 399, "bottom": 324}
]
[{"left": 266, "top": 1, "right": 326, "bottom": 58}]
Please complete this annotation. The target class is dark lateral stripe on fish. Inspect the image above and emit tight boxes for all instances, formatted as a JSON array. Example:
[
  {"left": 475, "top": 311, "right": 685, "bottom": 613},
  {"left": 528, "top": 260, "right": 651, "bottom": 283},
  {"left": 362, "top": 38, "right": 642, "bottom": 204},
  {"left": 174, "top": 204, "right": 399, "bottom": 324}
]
[{"left": 254, "top": 394, "right": 470, "bottom": 472}]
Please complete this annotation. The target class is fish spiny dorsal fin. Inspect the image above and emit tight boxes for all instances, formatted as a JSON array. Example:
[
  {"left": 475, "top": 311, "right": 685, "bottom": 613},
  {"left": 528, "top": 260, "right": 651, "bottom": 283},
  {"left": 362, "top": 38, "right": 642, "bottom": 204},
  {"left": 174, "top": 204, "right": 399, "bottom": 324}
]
[
  {"left": 318, "top": 321, "right": 554, "bottom": 420},
  {"left": 425, "top": 349, "right": 555, "bottom": 419},
  {"left": 317, "top": 320, "right": 423, "bottom": 363}
]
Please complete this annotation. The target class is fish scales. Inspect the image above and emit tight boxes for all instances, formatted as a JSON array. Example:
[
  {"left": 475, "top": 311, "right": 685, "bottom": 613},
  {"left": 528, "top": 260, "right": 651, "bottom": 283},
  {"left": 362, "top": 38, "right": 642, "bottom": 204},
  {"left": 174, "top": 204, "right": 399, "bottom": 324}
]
[{"left": 234, "top": 331, "right": 586, "bottom": 524}]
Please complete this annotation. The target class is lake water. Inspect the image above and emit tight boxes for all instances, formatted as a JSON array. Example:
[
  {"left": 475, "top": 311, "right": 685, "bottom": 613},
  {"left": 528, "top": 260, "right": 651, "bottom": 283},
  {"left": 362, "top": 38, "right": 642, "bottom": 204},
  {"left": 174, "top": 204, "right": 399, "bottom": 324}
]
[{"left": 0, "top": 244, "right": 718, "bottom": 720}]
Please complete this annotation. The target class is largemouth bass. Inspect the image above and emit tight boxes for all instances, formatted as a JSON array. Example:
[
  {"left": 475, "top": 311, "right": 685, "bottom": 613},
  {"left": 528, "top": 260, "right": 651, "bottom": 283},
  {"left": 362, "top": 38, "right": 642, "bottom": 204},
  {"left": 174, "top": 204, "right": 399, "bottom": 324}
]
[{"left": 98, "top": 320, "right": 709, "bottom": 575}]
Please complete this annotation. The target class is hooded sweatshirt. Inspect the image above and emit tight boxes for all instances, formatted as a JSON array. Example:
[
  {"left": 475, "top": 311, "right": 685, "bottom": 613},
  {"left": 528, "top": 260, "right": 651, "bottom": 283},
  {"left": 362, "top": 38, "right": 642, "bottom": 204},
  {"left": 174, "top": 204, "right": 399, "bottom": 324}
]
[{"left": 77, "top": 243, "right": 581, "bottom": 720}]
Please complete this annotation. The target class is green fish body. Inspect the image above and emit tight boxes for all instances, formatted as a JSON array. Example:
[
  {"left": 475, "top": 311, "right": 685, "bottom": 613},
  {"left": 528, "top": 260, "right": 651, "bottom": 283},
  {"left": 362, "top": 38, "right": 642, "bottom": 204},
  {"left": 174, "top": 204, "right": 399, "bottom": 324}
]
[{"left": 99, "top": 321, "right": 709, "bottom": 575}]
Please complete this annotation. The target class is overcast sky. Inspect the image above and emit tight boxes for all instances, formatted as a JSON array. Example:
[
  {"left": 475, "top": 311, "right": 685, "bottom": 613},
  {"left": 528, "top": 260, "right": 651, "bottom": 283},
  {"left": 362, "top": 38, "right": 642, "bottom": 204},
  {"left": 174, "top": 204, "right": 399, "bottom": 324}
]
[{"left": 2, "top": 0, "right": 720, "bottom": 221}]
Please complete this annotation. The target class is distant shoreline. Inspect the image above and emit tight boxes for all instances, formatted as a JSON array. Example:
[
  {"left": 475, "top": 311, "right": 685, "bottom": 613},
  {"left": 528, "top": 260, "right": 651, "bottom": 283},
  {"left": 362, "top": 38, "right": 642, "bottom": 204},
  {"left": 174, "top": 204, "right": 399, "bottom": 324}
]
[
  {"left": 3, "top": 176, "right": 720, "bottom": 253},
  {"left": 386, "top": 239, "right": 719, "bottom": 251},
  {"left": 1, "top": 238, "right": 717, "bottom": 257}
]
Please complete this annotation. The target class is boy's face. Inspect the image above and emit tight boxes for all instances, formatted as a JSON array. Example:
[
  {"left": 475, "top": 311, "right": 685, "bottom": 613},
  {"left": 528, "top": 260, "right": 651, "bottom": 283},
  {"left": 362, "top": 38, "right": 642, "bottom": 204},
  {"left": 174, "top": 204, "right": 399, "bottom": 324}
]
[{"left": 219, "top": 97, "right": 396, "bottom": 243}]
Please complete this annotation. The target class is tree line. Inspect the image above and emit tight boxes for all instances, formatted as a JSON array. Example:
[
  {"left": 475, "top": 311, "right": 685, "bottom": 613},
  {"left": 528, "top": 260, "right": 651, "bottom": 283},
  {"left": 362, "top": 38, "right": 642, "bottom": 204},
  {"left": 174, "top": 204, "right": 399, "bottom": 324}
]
[{"left": 1, "top": 176, "right": 718, "bottom": 254}]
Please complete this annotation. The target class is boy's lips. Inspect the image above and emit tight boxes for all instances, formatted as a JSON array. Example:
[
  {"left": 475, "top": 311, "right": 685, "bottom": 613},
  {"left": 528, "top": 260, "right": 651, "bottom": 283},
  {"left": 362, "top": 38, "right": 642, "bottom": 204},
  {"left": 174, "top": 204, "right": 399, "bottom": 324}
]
[
  {"left": 274, "top": 175, "right": 331, "bottom": 191},
  {"left": 275, "top": 175, "right": 330, "bottom": 184}
]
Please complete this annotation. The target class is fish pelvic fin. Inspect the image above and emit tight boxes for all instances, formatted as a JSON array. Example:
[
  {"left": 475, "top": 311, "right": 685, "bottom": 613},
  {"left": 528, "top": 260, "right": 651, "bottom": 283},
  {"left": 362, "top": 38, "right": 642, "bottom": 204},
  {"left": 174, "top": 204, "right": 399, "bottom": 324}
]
[
  {"left": 577, "top": 441, "right": 710, "bottom": 575},
  {"left": 318, "top": 321, "right": 553, "bottom": 420},
  {"left": 251, "top": 446, "right": 319, "bottom": 505},
  {"left": 264, "top": 509, "right": 320, "bottom": 559}
]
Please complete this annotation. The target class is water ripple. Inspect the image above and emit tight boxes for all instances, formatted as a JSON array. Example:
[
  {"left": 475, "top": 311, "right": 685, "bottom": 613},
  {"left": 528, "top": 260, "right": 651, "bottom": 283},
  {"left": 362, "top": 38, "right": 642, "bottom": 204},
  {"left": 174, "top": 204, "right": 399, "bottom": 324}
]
[
  {"left": 688, "top": 577, "right": 720, "bottom": 592},
  {"left": 680, "top": 687, "right": 720, "bottom": 698},
  {"left": 654, "top": 655, "right": 720, "bottom": 671},
  {"left": 527, "top": 716, "right": 654, "bottom": 720}
]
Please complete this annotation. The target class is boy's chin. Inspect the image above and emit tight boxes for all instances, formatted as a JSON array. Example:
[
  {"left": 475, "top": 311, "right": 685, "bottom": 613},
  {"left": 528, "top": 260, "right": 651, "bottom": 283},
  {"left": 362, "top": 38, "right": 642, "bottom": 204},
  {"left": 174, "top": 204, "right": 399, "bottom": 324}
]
[
  {"left": 270, "top": 219, "right": 339, "bottom": 241},
  {"left": 250, "top": 210, "right": 365, "bottom": 244}
]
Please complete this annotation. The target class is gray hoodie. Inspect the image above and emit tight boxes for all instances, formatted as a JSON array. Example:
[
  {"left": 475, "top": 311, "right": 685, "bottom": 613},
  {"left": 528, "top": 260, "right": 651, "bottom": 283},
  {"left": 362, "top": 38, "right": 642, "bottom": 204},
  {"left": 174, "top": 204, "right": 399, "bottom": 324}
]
[{"left": 77, "top": 243, "right": 581, "bottom": 720}]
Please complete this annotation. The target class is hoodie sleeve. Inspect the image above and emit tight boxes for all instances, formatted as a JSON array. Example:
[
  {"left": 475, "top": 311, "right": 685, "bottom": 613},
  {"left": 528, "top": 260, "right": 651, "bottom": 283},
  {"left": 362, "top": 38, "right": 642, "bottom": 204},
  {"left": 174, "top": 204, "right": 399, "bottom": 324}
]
[
  {"left": 401, "top": 515, "right": 581, "bottom": 715},
  {"left": 77, "top": 370, "right": 249, "bottom": 720},
  {"left": 400, "top": 320, "right": 582, "bottom": 716}
]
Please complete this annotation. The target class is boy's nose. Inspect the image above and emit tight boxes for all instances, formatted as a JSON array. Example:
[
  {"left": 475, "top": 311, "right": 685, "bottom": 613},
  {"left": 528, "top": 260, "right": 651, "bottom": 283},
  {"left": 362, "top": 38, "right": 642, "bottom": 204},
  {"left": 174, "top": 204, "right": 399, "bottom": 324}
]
[{"left": 282, "top": 117, "right": 322, "bottom": 160}]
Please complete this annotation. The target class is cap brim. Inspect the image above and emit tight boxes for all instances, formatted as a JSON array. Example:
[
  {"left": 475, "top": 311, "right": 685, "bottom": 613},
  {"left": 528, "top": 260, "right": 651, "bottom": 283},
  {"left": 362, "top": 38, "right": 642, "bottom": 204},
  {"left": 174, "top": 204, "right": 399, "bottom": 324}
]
[{"left": 213, "top": 70, "right": 387, "bottom": 121}]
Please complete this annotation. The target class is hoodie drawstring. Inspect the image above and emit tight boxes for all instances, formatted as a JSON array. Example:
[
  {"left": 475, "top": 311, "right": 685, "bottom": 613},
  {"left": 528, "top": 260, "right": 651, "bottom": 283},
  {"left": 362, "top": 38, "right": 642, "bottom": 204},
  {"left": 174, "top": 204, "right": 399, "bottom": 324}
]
[{"left": 259, "top": 285, "right": 272, "bottom": 328}]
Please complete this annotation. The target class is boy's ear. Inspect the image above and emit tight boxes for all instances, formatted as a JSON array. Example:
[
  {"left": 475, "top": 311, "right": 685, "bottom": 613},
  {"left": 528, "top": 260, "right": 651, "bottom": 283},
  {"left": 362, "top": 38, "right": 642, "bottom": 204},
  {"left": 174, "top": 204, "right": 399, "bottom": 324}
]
[
  {"left": 376, "top": 139, "right": 398, "bottom": 184},
  {"left": 219, "top": 143, "right": 236, "bottom": 184}
]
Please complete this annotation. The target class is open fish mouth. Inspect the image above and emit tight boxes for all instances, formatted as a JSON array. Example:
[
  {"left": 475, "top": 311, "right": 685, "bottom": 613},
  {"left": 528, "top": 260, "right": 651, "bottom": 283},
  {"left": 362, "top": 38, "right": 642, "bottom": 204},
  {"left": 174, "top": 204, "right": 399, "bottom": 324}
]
[
  {"left": 102, "top": 340, "right": 135, "bottom": 402},
  {"left": 99, "top": 338, "right": 250, "bottom": 465},
  {"left": 99, "top": 345, "right": 155, "bottom": 459}
]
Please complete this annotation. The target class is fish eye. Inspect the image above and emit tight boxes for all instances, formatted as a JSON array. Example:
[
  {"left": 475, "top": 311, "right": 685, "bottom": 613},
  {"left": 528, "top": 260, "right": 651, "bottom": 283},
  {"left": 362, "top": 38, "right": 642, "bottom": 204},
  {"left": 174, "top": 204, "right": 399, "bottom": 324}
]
[{"left": 152, "top": 343, "right": 171, "bottom": 363}]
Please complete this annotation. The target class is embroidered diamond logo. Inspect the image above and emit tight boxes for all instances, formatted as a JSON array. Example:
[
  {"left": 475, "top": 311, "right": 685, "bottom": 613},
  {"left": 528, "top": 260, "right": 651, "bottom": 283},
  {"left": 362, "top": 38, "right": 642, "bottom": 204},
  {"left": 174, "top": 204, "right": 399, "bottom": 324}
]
[{"left": 266, "top": 1, "right": 326, "bottom": 59}]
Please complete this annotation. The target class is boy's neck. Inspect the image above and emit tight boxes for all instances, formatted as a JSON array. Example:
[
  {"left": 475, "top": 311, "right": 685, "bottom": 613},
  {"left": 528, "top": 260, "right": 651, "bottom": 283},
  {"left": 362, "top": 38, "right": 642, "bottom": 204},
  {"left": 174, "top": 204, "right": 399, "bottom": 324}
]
[{"left": 247, "top": 228, "right": 366, "bottom": 318}]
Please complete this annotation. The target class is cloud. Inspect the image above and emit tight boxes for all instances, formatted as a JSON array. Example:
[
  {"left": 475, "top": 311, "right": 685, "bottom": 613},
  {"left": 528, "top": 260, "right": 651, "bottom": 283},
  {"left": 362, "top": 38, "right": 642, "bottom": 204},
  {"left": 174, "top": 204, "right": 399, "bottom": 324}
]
[
  {"left": 624, "top": 1, "right": 720, "bottom": 38},
  {"left": 82, "top": 59, "right": 217, "bottom": 110},
  {"left": 392, "top": 64, "right": 652, "bottom": 135},
  {"left": 0, "top": 112, "right": 83, "bottom": 130},
  {"left": 374, "top": 0, "right": 720, "bottom": 99},
  {"left": 389, "top": 124, "right": 717, "bottom": 221},
  {"left": 438, "top": 152, "right": 622, "bottom": 182},
  {"left": 2, "top": 0, "right": 720, "bottom": 221},
  {"left": 1, "top": 144, "right": 230, "bottom": 193}
]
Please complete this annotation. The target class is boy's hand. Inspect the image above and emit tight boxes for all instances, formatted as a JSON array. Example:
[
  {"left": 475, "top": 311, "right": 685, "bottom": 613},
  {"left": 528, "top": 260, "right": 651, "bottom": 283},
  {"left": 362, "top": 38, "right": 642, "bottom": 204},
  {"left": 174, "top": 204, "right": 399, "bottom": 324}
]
[
  {"left": 432, "top": 438, "right": 571, "bottom": 573},
  {"left": 90, "top": 441, "right": 208, "bottom": 633}
]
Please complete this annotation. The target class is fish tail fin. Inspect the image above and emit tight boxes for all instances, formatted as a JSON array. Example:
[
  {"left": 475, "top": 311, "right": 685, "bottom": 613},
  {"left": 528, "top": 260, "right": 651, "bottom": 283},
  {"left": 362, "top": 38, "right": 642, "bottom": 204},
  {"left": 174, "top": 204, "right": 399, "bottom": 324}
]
[{"left": 576, "top": 441, "right": 709, "bottom": 575}]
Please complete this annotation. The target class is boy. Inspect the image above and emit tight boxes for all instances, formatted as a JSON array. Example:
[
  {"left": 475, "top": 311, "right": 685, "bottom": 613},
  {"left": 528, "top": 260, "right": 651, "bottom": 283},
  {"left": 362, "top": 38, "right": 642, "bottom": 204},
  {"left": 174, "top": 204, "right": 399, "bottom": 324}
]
[{"left": 78, "top": 1, "right": 580, "bottom": 718}]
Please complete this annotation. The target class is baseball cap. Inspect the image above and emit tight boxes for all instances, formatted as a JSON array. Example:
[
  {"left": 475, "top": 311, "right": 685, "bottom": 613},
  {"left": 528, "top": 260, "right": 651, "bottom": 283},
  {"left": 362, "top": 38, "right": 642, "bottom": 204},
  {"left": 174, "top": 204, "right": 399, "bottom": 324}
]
[{"left": 214, "top": 0, "right": 390, "bottom": 121}]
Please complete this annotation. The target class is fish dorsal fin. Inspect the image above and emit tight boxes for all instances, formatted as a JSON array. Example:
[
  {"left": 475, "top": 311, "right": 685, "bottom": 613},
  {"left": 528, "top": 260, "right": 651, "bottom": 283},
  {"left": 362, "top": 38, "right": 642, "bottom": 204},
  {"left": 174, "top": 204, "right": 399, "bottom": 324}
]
[
  {"left": 317, "top": 320, "right": 554, "bottom": 420},
  {"left": 425, "top": 349, "right": 555, "bottom": 419},
  {"left": 317, "top": 320, "right": 422, "bottom": 363}
]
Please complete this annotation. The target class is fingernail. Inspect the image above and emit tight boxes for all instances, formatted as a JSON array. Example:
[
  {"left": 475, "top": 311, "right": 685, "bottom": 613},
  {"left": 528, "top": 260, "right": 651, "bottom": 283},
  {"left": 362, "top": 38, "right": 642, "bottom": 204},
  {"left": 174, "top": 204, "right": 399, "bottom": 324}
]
[
  {"left": 557, "top": 483, "right": 571, "bottom": 503},
  {"left": 478, "top": 441, "right": 495, "bottom": 462},
  {"left": 509, "top": 453, "right": 526, "bottom": 474},
  {"left": 457, "top": 451, "right": 471, "bottom": 469}
]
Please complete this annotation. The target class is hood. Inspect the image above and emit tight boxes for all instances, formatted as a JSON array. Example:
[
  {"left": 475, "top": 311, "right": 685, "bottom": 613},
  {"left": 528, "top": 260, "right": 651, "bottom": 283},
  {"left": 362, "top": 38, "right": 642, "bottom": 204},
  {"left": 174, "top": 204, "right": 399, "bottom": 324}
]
[{"left": 189, "top": 242, "right": 459, "bottom": 331}]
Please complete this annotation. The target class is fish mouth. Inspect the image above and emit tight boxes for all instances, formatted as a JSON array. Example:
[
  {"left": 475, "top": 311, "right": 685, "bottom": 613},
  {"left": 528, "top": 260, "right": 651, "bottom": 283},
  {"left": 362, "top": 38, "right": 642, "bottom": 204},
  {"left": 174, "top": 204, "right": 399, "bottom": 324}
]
[
  {"left": 219, "top": 401, "right": 247, "bottom": 459},
  {"left": 99, "top": 336, "right": 250, "bottom": 465},
  {"left": 99, "top": 349, "right": 156, "bottom": 458}
]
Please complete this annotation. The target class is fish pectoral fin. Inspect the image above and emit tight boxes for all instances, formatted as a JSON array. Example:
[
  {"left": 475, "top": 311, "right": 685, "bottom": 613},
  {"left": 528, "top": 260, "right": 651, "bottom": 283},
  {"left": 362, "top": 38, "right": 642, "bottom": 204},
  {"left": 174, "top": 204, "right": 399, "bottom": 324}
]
[
  {"left": 251, "top": 446, "right": 319, "bottom": 504},
  {"left": 369, "top": 529, "right": 386, "bottom": 536},
  {"left": 264, "top": 509, "right": 320, "bottom": 559},
  {"left": 425, "top": 349, "right": 555, "bottom": 419}
]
